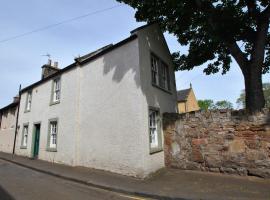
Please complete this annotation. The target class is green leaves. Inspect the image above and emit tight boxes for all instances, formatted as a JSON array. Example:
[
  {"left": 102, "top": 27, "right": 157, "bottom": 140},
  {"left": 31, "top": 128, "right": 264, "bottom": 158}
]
[
  {"left": 117, "top": 0, "right": 270, "bottom": 75},
  {"left": 198, "top": 99, "right": 233, "bottom": 110}
]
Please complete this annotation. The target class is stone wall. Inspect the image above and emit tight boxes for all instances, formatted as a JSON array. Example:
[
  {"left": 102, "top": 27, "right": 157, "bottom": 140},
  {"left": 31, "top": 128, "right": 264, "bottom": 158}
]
[{"left": 163, "top": 109, "right": 270, "bottom": 178}]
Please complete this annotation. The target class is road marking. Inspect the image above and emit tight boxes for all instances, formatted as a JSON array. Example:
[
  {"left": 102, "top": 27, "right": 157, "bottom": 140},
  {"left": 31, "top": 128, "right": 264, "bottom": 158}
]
[{"left": 118, "top": 194, "right": 149, "bottom": 200}]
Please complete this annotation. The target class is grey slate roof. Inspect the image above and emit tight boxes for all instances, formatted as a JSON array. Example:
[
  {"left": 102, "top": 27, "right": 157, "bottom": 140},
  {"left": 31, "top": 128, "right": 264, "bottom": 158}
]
[
  {"left": 75, "top": 44, "right": 113, "bottom": 63},
  {"left": 177, "top": 88, "right": 192, "bottom": 102},
  {"left": 20, "top": 35, "right": 137, "bottom": 94},
  {"left": 0, "top": 102, "right": 18, "bottom": 112}
]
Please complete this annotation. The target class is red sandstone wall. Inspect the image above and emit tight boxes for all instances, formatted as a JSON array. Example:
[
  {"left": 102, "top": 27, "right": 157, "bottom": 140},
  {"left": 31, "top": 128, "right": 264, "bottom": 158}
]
[{"left": 163, "top": 109, "right": 270, "bottom": 178}]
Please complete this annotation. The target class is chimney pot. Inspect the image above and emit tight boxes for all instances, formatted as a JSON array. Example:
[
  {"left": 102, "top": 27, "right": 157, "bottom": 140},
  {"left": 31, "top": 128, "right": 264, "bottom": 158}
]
[
  {"left": 54, "top": 62, "right": 58, "bottom": 68},
  {"left": 47, "top": 59, "right": 52, "bottom": 66}
]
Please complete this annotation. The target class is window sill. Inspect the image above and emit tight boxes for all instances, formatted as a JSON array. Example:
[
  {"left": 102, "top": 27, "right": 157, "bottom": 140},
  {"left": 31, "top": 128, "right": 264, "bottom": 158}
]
[
  {"left": 50, "top": 101, "right": 60, "bottom": 106},
  {"left": 46, "top": 148, "right": 57, "bottom": 152},
  {"left": 150, "top": 147, "right": 163, "bottom": 155},
  {"left": 152, "top": 84, "right": 172, "bottom": 95},
  {"left": 20, "top": 146, "right": 27, "bottom": 149}
]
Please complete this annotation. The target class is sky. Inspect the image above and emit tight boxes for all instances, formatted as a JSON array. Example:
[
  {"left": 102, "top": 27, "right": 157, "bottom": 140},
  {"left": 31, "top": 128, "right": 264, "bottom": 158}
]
[{"left": 0, "top": 0, "right": 269, "bottom": 108}]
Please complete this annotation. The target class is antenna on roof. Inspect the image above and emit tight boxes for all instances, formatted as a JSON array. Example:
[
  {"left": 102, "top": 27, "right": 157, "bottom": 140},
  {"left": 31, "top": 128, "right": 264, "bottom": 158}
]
[
  {"left": 41, "top": 53, "right": 51, "bottom": 59},
  {"left": 190, "top": 83, "right": 192, "bottom": 88}
]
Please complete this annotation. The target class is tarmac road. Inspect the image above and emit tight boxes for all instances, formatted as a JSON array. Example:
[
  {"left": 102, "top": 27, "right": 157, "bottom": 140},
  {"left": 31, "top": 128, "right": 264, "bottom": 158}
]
[{"left": 0, "top": 159, "right": 148, "bottom": 200}]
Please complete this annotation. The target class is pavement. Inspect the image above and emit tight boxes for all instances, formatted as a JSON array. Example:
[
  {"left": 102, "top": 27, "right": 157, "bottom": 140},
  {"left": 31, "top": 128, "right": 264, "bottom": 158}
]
[{"left": 0, "top": 152, "right": 269, "bottom": 200}]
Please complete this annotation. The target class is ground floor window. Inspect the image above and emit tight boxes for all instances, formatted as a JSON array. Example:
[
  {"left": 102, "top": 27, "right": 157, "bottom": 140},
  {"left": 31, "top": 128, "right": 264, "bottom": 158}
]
[
  {"left": 149, "top": 108, "right": 162, "bottom": 153},
  {"left": 21, "top": 124, "right": 29, "bottom": 148},
  {"left": 47, "top": 119, "right": 58, "bottom": 151}
]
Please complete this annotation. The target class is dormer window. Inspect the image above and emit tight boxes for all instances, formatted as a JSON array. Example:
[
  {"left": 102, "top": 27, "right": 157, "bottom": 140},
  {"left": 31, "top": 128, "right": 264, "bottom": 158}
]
[
  {"left": 25, "top": 91, "right": 32, "bottom": 112},
  {"left": 51, "top": 78, "right": 61, "bottom": 104}
]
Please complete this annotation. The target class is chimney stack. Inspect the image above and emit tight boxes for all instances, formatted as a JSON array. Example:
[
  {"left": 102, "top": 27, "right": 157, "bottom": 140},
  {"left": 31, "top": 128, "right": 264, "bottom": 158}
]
[
  {"left": 53, "top": 61, "right": 58, "bottom": 68},
  {"left": 13, "top": 95, "right": 20, "bottom": 103},
  {"left": 47, "top": 59, "right": 52, "bottom": 66},
  {"left": 41, "top": 59, "right": 60, "bottom": 79}
]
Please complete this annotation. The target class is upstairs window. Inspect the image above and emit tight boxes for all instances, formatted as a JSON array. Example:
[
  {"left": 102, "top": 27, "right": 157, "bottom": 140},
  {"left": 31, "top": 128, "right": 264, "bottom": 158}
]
[
  {"left": 25, "top": 91, "right": 32, "bottom": 112},
  {"left": 151, "top": 55, "right": 159, "bottom": 85},
  {"left": 150, "top": 53, "right": 171, "bottom": 92},
  {"left": 51, "top": 78, "right": 61, "bottom": 104}
]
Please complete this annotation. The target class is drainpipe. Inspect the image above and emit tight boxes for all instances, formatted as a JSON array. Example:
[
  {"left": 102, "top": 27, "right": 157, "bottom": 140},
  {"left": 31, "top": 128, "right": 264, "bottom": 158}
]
[{"left": 12, "top": 84, "right": 21, "bottom": 156}]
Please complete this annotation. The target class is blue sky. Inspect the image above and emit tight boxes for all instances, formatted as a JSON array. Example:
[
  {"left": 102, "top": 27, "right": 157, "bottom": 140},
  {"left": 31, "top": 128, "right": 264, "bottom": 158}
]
[{"left": 0, "top": 0, "right": 269, "bottom": 108}]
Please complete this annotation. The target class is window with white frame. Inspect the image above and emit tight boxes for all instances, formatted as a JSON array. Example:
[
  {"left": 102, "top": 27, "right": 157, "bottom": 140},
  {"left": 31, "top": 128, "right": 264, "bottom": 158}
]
[
  {"left": 151, "top": 55, "right": 159, "bottom": 85},
  {"left": 21, "top": 125, "right": 29, "bottom": 148},
  {"left": 25, "top": 91, "right": 32, "bottom": 111},
  {"left": 149, "top": 108, "right": 162, "bottom": 152},
  {"left": 52, "top": 78, "right": 61, "bottom": 103},
  {"left": 48, "top": 121, "right": 57, "bottom": 149},
  {"left": 150, "top": 53, "right": 170, "bottom": 91}
]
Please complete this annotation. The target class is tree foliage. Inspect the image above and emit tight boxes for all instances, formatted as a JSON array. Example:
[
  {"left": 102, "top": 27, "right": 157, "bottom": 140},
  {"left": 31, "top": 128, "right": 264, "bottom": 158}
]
[
  {"left": 198, "top": 99, "right": 215, "bottom": 110},
  {"left": 117, "top": 0, "right": 270, "bottom": 112},
  {"left": 214, "top": 100, "right": 233, "bottom": 109},
  {"left": 198, "top": 99, "right": 233, "bottom": 110},
  {"left": 237, "top": 82, "right": 270, "bottom": 108}
]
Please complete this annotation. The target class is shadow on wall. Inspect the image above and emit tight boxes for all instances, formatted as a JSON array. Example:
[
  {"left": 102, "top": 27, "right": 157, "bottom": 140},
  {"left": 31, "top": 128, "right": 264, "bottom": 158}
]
[
  {"left": 0, "top": 185, "right": 15, "bottom": 200},
  {"left": 100, "top": 28, "right": 176, "bottom": 112},
  {"left": 102, "top": 45, "right": 141, "bottom": 88}
]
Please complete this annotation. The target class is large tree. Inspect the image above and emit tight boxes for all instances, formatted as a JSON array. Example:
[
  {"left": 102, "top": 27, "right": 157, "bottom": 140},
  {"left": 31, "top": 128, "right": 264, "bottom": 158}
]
[
  {"left": 117, "top": 0, "right": 270, "bottom": 113},
  {"left": 237, "top": 82, "right": 270, "bottom": 108}
]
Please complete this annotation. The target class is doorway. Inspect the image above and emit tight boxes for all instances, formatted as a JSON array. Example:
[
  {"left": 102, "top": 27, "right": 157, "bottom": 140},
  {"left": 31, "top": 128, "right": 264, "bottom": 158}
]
[{"left": 32, "top": 124, "right": 41, "bottom": 159}]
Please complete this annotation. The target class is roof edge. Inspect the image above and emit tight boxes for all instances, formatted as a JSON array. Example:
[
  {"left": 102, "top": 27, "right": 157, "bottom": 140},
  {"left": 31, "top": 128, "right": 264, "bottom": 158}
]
[
  {"left": 0, "top": 102, "right": 19, "bottom": 112},
  {"left": 20, "top": 34, "right": 138, "bottom": 94},
  {"left": 130, "top": 22, "right": 157, "bottom": 34}
]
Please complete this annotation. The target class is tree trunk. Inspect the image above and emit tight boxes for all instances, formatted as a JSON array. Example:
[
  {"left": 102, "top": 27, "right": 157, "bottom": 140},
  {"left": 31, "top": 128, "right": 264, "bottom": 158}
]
[{"left": 243, "top": 64, "right": 265, "bottom": 113}]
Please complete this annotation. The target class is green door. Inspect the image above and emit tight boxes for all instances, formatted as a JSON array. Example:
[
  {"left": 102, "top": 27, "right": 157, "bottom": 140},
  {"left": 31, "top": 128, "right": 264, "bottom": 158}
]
[{"left": 33, "top": 125, "right": 40, "bottom": 158}]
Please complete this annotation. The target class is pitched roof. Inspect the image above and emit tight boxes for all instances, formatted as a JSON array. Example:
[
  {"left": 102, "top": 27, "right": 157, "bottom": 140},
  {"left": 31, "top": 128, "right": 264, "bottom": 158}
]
[
  {"left": 177, "top": 88, "right": 192, "bottom": 102},
  {"left": 20, "top": 34, "right": 138, "bottom": 94},
  {"left": 0, "top": 102, "right": 18, "bottom": 112},
  {"left": 75, "top": 44, "right": 113, "bottom": 63}
]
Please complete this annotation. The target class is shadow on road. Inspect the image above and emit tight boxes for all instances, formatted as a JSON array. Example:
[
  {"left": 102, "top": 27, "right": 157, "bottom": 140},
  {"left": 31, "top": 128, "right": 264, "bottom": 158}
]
[{"left": 0, "top": 185, "right": 15, "bottom": 200}]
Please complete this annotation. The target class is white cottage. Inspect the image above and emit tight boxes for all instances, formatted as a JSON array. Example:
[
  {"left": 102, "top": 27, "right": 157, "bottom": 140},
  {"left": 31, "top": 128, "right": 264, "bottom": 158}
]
[{"left": 13, "top": 23, "right": 178, "bottom": 178}]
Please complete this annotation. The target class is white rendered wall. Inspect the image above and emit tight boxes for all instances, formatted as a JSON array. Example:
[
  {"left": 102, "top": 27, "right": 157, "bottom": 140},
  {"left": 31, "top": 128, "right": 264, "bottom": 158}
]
[
  {"left": 15, "top": 68, "right": 79, "bottom": 166},
  {"left": 0, "top": 107, "right": 17, "bottom": 153},
  {"left": 14, "top": 25, "right": 177, "bottom": 178},
  {"left": 136, "top": 24, "right": 178, "bottom": 176},
  {"left": 77, "top": 39, "right": 149, "bottom": 177}
]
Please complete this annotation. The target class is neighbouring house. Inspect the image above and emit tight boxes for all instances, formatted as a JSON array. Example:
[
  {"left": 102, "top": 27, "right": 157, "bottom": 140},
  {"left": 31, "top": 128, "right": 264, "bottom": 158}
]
[
  {"left": 7, "top": 23, "right": 178, "bottom": 178},
  {"left": 177, "top": 84, "right": 199, "bottom": 113},
  {"left": 0, "top": 96, "right": 19, "bottom": 153}
]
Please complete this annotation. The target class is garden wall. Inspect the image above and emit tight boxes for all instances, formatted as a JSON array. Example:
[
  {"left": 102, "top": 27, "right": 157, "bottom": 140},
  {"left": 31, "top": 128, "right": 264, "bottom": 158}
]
[{"left": 163, "top": 109, "right": 270, "bottom": 178}]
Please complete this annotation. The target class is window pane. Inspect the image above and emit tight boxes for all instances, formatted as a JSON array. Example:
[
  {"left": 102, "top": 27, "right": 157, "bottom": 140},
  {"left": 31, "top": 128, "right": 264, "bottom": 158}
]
[
  {"left": 23, "top": 126, "right": 28, "bottom": 146},
  {"left": 26, "top": 92, "right": 32, "bottom": 111},
  {"left": 50, "top": 122, "right": 57, "bottom": 148},
  {"left": 53, "top": 79, "right": 60, "bottom": 102},
  {"left": 149, "top": 109, "right": 159, "bottom": 149},
  {"left": 151, "top": 55, "right": 158, "bottom": 85}
]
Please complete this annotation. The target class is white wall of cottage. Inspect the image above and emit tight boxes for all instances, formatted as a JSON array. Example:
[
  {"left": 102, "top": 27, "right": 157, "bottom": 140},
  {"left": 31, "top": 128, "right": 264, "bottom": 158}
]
[
  {"left": 0, "top": 107, "right": 17, "bottom": 153},
  {"left": 12, "top": 24, "right": 177, "bottom": 178}
]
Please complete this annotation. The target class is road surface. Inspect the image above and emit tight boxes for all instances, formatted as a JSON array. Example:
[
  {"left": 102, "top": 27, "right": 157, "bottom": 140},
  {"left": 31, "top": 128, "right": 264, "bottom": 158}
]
[{"left": 0, "top": 159, "right": 147, "bottom": 200}]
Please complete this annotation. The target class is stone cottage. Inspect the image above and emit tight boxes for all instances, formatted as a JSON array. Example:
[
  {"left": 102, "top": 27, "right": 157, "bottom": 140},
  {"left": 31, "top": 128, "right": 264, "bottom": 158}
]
[
  {"left": 177, "top": 84, "right": 200, "bottom": 113},
  {"left": 0, "top": 23, "right": 178, "bottom": 178}
]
